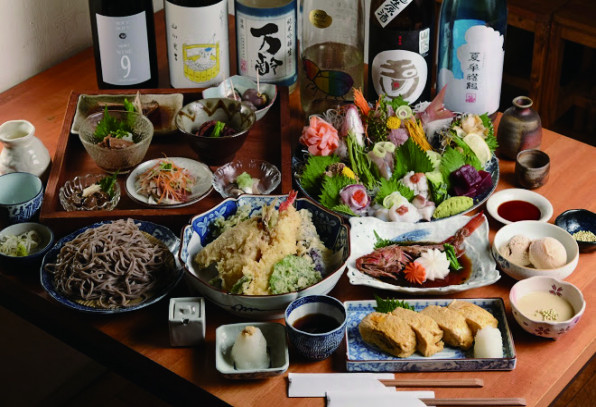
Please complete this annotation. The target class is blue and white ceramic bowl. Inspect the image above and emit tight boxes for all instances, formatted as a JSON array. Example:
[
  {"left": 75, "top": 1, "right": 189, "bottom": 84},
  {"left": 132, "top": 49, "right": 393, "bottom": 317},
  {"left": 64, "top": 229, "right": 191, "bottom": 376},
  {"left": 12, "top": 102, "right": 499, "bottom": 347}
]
[
  {"left": 179, "top": 194, "right": 350, "bottom": 320},
  {"left": 0, "top": 172, "right": 43, "bottom": 223},
  {"left": 284, "top": 295, "right": 347, "bottom": 361},
  {"left": 0, "top": 222, "right": 54, "bottom": 268}
]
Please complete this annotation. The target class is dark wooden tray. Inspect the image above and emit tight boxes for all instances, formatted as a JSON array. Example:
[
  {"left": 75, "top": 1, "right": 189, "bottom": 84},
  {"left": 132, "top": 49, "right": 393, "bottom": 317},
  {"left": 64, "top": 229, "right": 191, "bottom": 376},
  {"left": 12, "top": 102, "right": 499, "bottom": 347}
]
[{"left": 40, "top": 87, "right": 292, "bottom": 237}]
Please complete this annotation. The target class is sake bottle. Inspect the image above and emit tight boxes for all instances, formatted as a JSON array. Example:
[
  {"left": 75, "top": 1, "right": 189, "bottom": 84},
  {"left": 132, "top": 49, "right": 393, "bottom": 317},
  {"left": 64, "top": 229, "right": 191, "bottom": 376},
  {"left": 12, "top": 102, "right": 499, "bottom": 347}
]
[
  {"left": 299, "top": 0, "right": 365, "bottom": 118},
  {"left": 164, "top": 0, "right": 230, "bottom": 88},
  {"left": 88, "top": 0, "right": 159, "bottom": 89},
  {"left": 235, "top": 0, "right": 298, "bottom": 92},
  {"left": 436, "top": 0, "right": 507, "bottom": 115},
  {"left": 368, "top": 0, "right": 434, "bottom": 104}
]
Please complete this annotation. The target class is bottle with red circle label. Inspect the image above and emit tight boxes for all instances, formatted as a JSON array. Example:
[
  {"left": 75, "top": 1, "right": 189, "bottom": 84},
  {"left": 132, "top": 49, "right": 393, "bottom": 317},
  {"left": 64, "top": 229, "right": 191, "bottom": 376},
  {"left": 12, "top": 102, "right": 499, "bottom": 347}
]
[{"left": 367, "top": 0, "right": 434, "bottom": 104}]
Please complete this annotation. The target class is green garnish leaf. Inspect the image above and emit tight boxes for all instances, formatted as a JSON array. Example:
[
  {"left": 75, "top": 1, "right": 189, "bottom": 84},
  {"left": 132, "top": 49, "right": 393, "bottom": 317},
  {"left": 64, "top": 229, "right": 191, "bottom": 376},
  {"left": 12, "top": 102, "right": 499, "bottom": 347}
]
[
  {"left": 439, "top": 147, "right": 466, "bottom": 190},
  {"left": 300, "top": 155, "right": 341, "bottom": 195},
  {"left": 159, "top": 161, "right": 174, "bottom": 171},
  {"left": 123, "top": 98, "right": 136, "bottom": 112},
  {"left": 444, "top": 243, "right": 462, "bottom": 270},
  {"left": 479, "top": 113, "right": 498, "bottom": 153},
  {"left": 98, "top": 172, "right": 118, "bottom": 198},
  {"left": 319, "top": 175, "right": 356, "bottom": 210},
  {"left": 373, "top": 230, "right": 395, "bottom": 249},
  {"left": 331, "top": 203, "right": 356, "bottom": 216},
  {"left": 210, "top": 121, "right": 226, "bottom": 138},
  {"left": 393, "top": 137, "right": 434, "bottom": 180},
  {"left": 374, "top": 294, "right": 415, "bottom": 313},
  {"left": 94, "top": 107, "right": 133, "bottom": 142},
  {"left": 451, "top": 134, "right": 482, "bottom": 170},
  {"left": 375, "top": 178, "right": 414, "bottom": 205},
  {"left": 347, "top": 136, "right": 376, "bottom": 189}
]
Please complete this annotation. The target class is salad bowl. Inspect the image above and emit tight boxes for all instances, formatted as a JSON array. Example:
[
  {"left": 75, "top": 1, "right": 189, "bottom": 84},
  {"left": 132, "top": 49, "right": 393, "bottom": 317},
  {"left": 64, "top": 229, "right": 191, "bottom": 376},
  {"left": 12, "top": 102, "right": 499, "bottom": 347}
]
[{"left": 179, "top": 194, "right": 350, "bottom": 319}]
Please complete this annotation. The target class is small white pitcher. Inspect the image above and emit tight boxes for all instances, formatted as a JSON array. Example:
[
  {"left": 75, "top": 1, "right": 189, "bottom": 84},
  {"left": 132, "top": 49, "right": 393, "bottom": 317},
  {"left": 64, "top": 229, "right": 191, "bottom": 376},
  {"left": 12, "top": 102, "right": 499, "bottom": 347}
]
[{"left": 0, "top": 120, "right": 51, "bottom": 179}]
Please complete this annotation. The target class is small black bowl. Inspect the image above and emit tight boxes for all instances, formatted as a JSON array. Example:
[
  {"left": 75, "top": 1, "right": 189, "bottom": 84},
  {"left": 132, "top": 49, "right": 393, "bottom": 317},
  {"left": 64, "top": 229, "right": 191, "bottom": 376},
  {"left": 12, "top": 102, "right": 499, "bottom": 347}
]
[{"left": 555, "top": 209, "right": 596, "bottom": 253}]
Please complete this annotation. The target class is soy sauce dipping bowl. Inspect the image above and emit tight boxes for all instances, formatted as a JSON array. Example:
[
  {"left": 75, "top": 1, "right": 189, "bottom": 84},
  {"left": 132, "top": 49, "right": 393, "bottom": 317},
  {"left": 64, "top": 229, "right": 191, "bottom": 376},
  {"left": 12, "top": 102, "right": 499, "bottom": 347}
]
[
  {"left": 284, "top": 295, "right": 347, "bottom": 361},
  {"left": 555, "top": 209, "right": 596, "bottom": 253},
  {"left": 175, "top": 98, "right": 256, "bottom": 166}
]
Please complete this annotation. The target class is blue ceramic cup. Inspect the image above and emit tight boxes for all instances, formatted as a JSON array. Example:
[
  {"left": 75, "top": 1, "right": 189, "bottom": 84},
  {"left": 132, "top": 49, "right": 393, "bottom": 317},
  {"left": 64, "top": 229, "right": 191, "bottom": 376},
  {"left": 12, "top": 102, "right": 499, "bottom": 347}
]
[
  {"left": 284, "top": 295, "right": 347, "bottom": 361},
  {"left": 0, "top": 172, "right": 43, "bottom": 224}
]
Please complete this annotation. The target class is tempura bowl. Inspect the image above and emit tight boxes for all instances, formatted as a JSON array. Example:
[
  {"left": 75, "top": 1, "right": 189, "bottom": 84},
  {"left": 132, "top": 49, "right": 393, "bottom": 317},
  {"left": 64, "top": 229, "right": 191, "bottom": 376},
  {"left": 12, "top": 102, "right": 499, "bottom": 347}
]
[
  {"left": 179, "top": 194, "right": 350, "bottom": 320},
  {"left": 79, "top": 110, "right": 154, "bottom": 173}
]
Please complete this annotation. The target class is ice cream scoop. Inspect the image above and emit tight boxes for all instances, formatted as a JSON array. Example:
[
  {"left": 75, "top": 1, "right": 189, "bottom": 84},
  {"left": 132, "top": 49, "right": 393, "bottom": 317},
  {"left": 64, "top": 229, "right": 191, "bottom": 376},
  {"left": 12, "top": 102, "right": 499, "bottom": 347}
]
[
  {"left": 499, "top": 234, "right": 532, "bottom": 267},
  {"left": 529, "top": 237, "right": 567, "bottom": 269}
]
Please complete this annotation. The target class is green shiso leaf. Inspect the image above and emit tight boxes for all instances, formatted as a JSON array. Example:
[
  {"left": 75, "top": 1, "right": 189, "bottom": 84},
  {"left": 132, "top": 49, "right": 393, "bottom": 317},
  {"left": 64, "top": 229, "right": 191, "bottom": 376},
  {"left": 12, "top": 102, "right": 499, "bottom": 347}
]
[
  {"left": 98, "top": 172, "right": 118, "bottom": 198},
  {"left": 375, "top": 178, "right": 414, "bottom": 205},
  {"left": 94, "top": 107, "right": 133, "bottom": 142},
  {"left": 479, "top": 113, "right": 498, "bottom": 153},
  {"left": 439, "top": 147, "right": 466, "bottom": 190},
  {"left": 373, "top": 230, "right": 395, "bottom": 249},
  {"left": 319, "top": 175, "right": 356, "bottom": 210},
  {"left": 374, "top": 294, "right": 415, "bottom": 313},
  {"left": 300, "top": 155, "right": 341, "bottom": 195},
  {"left": 331, "top": 203, "right": 356, "bottom": 216},
  {"left": 393, "top": 137, "right": 434, "bottom": 180},
  {"left": 451, "top": 135, "right": 482, "bottom": 170}
]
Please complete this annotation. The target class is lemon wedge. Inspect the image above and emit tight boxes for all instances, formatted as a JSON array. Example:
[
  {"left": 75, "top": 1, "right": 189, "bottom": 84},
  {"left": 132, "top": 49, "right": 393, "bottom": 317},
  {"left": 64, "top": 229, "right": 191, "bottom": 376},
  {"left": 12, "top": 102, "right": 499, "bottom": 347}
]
[{"left": 463, "top": 133, "right": 491, "bottom": 165}]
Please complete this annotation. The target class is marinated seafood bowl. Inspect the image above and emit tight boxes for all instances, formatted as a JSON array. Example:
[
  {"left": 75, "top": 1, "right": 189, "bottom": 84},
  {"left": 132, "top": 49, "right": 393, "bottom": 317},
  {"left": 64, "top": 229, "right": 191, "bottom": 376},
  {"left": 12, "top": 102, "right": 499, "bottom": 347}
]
[{"left": 179, "top": 193, "right": 350, "bottom": 319}]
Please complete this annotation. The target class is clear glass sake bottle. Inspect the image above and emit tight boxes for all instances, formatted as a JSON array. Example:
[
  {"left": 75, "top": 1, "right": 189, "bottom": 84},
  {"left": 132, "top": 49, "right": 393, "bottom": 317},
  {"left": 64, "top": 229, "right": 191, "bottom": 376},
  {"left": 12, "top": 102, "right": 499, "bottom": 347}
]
[
  {"left": 436, "top": 0, "right": 507, "bottom": 115},
  {"left": 299, "top": 0, "right": 365, "bottom": 118}
]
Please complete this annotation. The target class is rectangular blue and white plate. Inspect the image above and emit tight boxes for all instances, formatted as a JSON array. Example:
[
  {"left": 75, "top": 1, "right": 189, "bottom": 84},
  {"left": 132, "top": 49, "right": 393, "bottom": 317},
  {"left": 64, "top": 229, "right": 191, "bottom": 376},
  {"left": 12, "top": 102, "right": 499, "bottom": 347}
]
[{"left": 344, "top": 298, "right": 516, "bottom": 372}]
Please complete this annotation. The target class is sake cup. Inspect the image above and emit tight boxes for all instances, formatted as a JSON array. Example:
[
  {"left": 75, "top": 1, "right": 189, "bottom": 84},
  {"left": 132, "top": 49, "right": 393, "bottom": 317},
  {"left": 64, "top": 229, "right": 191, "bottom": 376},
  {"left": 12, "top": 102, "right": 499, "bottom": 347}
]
[
  {"left": 0, "top": 172, "right": 44, "bottom": 224},
  {"left": 284, "top": 295, "right": 347, "bottom": 361},
  {"left": 515, "top": 149, "right": 550, "bottom": 189}
]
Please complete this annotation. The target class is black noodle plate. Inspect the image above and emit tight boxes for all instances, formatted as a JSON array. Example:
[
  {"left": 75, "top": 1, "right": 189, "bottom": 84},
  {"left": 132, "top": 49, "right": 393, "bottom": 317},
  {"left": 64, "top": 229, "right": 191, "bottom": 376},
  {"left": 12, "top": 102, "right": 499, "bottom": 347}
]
[
  {"left": 292, "top": 147, "right": 500, "bottom": 222},
  {"left": 40, "top": 219, "right": 184, "bottom": 314}
]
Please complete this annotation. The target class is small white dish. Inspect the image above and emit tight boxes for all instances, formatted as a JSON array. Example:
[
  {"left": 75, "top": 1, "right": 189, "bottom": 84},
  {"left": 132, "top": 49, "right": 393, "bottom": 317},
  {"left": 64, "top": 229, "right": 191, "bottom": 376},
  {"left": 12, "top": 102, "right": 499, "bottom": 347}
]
[
  {"left": 212, "top": 159, "right": 281, "bottom": 199},
  {"left": 125, "top": 157, "right": 213, "bottom": 208},
  {"left": 215, "top": 322, "right": 289, "bottom": 379},
  {"left": 509, "top": 276, "right": 585, "bottom": 339},
  {"left": 492, "top": 220, "right": 579, "bottom": 281},
  {"left": 486, "top": 188, "right": 553, "bottom": 225},
  {"left": 202, "top": 75, "right": 277, "bottom": 121}
]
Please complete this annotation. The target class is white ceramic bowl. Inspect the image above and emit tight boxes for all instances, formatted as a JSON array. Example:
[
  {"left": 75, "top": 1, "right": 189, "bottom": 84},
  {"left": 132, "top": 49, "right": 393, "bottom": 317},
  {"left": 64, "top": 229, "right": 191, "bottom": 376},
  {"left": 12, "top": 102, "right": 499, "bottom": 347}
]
[
  {"left": 0, "top": 222, "right": 54, "bottom": 267},
  {"left": 486, "top": 188, "right": 553, "bottom": 225},
  {"left": 202, "top": 75, "right": 277, "bottom": 121},
  {"left": 509, "top": 276, "right": 585, "bottom": 339},
  {"left": 492, "top": 221, "right": 579, "bottom": 280},
  {"left": 215, "top": 322, "right": 288, "bottom": 379},
  {"left": 179, "top": 194, "right": 350, "bottom": 320}
]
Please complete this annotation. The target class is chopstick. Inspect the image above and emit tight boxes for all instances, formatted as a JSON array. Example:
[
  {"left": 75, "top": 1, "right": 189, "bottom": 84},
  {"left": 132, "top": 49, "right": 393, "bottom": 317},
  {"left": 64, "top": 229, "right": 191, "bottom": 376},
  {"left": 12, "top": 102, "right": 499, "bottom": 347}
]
[
  {"left": 380, "top": 378, "right": 483, "bottom": 388},
  {"left": 419, "top": 398, "right": 526, "bottom": 406}
]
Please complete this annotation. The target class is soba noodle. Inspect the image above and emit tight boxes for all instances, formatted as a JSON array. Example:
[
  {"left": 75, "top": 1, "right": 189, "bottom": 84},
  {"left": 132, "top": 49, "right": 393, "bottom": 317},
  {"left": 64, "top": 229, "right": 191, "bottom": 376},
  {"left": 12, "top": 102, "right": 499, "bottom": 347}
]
[{"left": 45, "top": 218, "right": 173, "bottom": 308}]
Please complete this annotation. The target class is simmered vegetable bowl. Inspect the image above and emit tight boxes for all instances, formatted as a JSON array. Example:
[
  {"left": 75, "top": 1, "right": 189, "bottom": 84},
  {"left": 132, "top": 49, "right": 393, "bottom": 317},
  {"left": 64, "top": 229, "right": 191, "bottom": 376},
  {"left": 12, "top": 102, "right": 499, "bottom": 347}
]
[{"left": 294, "top": 88, "right": 499, "bottom": 222}]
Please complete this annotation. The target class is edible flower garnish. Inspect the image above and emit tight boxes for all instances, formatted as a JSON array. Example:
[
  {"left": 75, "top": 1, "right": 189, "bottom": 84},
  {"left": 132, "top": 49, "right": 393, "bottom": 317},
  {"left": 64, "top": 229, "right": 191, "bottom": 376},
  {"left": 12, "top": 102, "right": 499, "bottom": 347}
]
[
  {"left": 403, "top": 261, "right": 427, "bottom": 284},
  {"left": 415, "top": 249, "right": 450, "bottom": 281},
  {"left": 300, "top": 116, "right": 339, "bottom": 156}
]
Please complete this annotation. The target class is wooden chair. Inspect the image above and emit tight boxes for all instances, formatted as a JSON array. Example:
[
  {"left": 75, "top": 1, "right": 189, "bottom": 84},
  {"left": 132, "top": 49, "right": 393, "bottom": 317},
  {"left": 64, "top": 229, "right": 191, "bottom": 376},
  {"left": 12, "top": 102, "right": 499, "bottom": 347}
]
[{"left": 541, "top": 0, "right": 596, "bottom": 131}]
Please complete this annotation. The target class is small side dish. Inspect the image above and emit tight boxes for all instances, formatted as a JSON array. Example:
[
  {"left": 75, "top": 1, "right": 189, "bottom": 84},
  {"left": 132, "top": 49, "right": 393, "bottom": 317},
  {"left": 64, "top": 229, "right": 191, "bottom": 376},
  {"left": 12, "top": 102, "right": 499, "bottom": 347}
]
[
  {"left": 555, "top": 209, "right": 596, "bottom": 253},
  {"left": 486, "top": 188, "right": 553, "bottom": 225},
  {"left": 0, "top": 229, "right": 40, "bottom": 257},
  {"left": 0, "top": 222, "right": 54, "bottom": 266},
  {"left": 126, "top": 157, "right": 213, "bottom": 208},
  {"left": 59, "top": 173, "right": 120, "bottom": 211},
  {"left": 212, "top": 159, "right": 281, "bottom": 198}
]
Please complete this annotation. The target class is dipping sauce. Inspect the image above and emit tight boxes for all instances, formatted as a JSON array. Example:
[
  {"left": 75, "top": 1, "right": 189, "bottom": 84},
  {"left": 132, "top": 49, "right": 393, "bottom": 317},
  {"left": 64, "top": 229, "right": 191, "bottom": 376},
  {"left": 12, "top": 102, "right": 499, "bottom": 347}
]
[
  {"left": 497, "top": 200, "right": 541, "bottom": 222},
  {"left": 517, "top": 291, "right": 575, "bottom": 321},
  {"left": 293, "top": 313, "right": 341, "bottom": 334}
]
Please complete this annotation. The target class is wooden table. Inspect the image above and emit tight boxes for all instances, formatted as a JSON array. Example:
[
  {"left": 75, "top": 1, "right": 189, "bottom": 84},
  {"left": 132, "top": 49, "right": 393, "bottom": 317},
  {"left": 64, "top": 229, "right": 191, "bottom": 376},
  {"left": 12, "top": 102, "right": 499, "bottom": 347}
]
[{"left": 1, "top": 11, "right": 595, "bottom": 407}]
